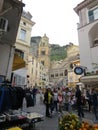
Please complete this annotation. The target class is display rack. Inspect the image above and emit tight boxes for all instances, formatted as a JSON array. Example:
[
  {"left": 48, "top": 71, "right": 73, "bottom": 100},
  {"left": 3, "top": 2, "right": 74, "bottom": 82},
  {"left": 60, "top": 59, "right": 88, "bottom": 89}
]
[{"left": 0, "top": 110, "right": 44, "bottom": 130}]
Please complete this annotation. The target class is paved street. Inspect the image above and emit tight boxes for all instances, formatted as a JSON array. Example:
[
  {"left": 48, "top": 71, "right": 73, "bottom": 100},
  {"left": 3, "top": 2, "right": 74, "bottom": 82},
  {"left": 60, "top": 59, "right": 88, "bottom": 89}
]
[
  {"left": 23, "top": 94, "right": 58, "bottom": 130},
  {"left": 23, "top": 94, "right": 97, "bottom": 130}
]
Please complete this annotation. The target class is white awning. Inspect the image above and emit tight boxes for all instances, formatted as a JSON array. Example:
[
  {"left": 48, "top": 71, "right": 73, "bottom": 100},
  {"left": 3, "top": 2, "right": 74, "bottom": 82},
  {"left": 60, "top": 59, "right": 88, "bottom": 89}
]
[{"left": 80, "top": 75, "right": 98, "bottom": 83}]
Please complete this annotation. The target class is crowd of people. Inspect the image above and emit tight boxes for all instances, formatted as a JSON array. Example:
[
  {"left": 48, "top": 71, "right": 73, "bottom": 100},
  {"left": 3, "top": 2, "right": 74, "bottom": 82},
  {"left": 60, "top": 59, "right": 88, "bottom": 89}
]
[{"left": 40, "top": 85, "right": 98, "bottom": 122}]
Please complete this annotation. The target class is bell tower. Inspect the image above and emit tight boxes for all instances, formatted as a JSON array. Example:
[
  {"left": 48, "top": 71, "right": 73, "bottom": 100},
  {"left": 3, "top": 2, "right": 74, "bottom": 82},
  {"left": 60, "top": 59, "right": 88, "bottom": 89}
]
[{"left": 38, "top": 34, "right": 50, "bottom": 70}]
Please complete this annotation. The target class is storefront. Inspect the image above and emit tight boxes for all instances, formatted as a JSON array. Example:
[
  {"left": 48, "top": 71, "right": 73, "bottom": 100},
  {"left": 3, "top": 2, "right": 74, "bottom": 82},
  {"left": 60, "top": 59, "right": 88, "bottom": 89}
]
[{"left": 11, "top": 53, "right": 27, "bottom": 88}]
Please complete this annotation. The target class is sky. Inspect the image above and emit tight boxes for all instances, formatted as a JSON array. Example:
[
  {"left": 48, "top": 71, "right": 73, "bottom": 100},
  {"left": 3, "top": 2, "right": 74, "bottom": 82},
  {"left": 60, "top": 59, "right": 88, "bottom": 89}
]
[{"left": 22, "top": 0, "right": 83, "bottom": 46}]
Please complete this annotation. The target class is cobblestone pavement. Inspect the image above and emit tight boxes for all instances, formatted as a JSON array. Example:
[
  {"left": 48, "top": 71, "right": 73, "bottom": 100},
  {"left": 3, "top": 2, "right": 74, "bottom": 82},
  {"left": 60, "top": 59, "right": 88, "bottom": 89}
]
[{"left": 23, "top": 94, "right": 98, "bottom": 130}]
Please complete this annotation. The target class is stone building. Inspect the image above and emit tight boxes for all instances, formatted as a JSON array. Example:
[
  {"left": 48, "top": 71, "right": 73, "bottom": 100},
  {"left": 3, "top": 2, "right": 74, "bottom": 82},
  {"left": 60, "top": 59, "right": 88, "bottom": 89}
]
[
  {"left": 0, "top": 0, "right": 24, "bottom": 82},
  {"left": 49, "top": 44, "right": 81, "bottom": 88},
  {"left": 30, "top": 34, "right": 50, "bottom": 87}
]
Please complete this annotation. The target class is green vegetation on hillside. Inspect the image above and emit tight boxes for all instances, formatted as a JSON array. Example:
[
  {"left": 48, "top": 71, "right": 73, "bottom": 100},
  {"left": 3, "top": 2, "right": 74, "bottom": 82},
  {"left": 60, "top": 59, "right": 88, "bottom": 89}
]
[{"left": 50, "top": 44, "right": 67, "bottom": 61}]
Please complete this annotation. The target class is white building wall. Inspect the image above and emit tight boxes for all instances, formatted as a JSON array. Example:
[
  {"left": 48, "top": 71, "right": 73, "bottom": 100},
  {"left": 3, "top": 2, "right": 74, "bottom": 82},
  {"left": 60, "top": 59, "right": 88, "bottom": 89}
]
[
  {"left": 78, "top": 17, "right": 98, "bottom": 72},
  {"left": 79, "top": 8, "right": 88, "bottom": 27},
  {"left": 91, "top": 47, "right": 98, "bottom": 71},
  {"left": 78, "top": 27, "right": 92, "bottom": 71},
  {"left": 0, "top": 44, "right": 14, "bottom": 79}
]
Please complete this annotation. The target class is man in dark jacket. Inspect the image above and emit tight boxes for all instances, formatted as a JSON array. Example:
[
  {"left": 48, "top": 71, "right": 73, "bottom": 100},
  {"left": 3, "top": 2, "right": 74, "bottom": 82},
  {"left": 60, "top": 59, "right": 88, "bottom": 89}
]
[
  {"left": 75, "top": 85, "right": 84, "bottom": 118},
  {"left": 91, "top": 88, "right": 98, "bottom": 122},
  {"left": 32, "top": 86, "right": 37, "bottom": 105}
]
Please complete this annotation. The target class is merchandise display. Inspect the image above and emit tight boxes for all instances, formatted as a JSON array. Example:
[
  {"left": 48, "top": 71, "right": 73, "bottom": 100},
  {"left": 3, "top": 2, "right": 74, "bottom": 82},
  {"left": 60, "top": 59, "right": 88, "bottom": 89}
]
[
  {"left": 0, "top": 84, "right": 44, "bottom": 129},
  {"left": 0, "top": 110, "right": 44, "bottom": 129},
  {"left": 26, "top": 112, "right": 44, "bottom": 120},
  {"left": 0, "top": 114, "right": 6, "bottom": 122},
  {"left": 58, "top": 113, "right": 98, "bottom": 130},
  {"left": 5, "top": 110, "right": 27, "bottom": 121}
]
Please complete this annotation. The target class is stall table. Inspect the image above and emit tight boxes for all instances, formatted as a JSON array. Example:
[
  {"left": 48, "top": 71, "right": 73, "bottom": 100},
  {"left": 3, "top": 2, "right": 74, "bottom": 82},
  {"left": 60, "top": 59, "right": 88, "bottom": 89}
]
[{"left": 26, "top": 112, "right": 44, "bottom": 128}]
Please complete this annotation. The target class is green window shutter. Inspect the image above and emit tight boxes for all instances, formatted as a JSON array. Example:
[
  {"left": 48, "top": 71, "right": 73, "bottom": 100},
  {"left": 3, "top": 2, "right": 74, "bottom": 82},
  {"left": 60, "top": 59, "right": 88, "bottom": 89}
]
[
  {"left": 88, "top": 10, "right": 94, "bottom": 22},
  {"left": 88, "top": 10, "right": 93, "bottom": 16}
]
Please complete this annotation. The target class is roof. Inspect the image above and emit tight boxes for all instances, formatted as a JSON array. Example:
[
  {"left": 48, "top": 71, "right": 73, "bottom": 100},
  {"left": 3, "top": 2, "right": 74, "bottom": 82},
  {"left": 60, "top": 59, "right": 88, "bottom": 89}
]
[
  {"left": 74, "top": 0, "right": 95, "bottom": 15},
  {"left": 22, "top": 10, "right": 32, "bottom": 20}
]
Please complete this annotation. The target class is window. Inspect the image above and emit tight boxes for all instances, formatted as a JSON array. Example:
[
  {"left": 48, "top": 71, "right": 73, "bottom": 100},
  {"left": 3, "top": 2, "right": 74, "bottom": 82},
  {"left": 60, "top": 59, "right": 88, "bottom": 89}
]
[
  {"left": 55, "top": 73, "right": 58, "bottom": 77},
  {"left": 51, "top": 74, "right": 54, "bottom": 77},
  {"left": 15, "top": 49, "right": 24, "bottom": 59},
  {"left": 94, "top": 8, "right": 98, "bottom": 20},
  {"left": 43, "top": 42, "right": 45, "bottom": 46},
  {"left": 41, "top": 61, "right": 44, "bottom": 65},
  {"left": 19, "top": 29, "right": 26, "bottom": 41},
  {"left": 93, "top": 38, "right": 98, "bottom": 47},
  {"left": 88, "top": 10, "right": 94, "bottom": 22},
  {"left": 23, "top": 22, "right": 26, "bottom": 26},
  {"left": 32, "top": 68, "right": 33, "bottom": 74},
  {"left": 60, "top": 73, "right": 63, "bottom": 76},
  {"left": 41, "top": 50, "right": 45, "bottom": 55},
  {"left": 64, "top": 69, "right": 68, "bottom": 76},
  {"left": 88, "top": 8, "right": 98, "bottom": 22}
]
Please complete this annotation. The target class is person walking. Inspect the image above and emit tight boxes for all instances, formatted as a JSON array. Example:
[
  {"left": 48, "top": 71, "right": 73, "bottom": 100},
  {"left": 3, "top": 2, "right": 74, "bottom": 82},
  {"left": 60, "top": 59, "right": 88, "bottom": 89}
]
[
  {"left": 58, "top": 90, "right": 63, "bottom": 113},
  {"left": 32, "top": 85, "right": 37, "bottom": 105},
  {"left": 53, "top": 88, "right": 58, "bottom": 112},
  {"left": 91, "top": 88, "right": 98, "bottom": 122},
  {"left": 75, "top": 85, "right": 84, "bottom": 118},
  {"left": 44, "top": 87, "right": 53, "bottom": 117},
  {"left": 86, "top": 89, "right": 92, "bottom": 112}
]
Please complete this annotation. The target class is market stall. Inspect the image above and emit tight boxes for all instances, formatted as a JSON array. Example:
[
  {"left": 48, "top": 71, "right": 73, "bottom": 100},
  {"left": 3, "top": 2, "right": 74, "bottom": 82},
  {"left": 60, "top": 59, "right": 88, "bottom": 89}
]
[{"left": 0, "top": 84, "right": 44, "bottom": 130}]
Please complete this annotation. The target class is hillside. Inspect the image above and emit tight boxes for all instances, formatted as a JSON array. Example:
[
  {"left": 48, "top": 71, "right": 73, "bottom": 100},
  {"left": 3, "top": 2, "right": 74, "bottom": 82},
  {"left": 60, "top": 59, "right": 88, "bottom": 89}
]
[{"left": 50, "top": 44, "right": 67, "bottom": 61}]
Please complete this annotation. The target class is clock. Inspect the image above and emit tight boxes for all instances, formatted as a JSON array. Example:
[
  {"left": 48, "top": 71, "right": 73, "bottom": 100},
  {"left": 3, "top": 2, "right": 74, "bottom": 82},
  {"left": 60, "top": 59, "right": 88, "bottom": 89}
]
[{"left": 74, "top": 66, "right": 84, "bottom": 75}]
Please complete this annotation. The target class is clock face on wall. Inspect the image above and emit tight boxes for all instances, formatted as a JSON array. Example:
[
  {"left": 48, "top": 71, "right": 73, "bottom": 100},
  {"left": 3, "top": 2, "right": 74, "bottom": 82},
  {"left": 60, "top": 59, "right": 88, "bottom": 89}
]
[{"left": 74, "top": 66, "right": 84, "bottom": 75}]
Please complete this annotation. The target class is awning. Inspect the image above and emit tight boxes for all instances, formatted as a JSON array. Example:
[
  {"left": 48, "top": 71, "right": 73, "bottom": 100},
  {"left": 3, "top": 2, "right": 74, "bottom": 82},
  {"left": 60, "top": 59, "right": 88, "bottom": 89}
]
[
  {"left": 80, "top": 75, "right": 98, "bottom": 83},
  {"left": 12, "top": 54, "right": 26, "bottom": 71}
]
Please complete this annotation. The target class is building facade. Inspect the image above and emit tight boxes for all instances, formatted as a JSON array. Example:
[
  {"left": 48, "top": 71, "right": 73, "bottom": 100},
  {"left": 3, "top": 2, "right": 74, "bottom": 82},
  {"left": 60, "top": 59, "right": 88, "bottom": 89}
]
[
  {"left": 29, "top": 34, "right": 50, "bottom": 88},
  {"left": 12, "top": 10, "right": 35, "bottom": 87},
  {"left": 49, "top": 44, "right": 81, "bottom": 88},
  {"left": 0, "top": 0, "right": 24, "bottom": 82},
  {"left": 74, "top": 0, "right": 98, "bottom": 86}
]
